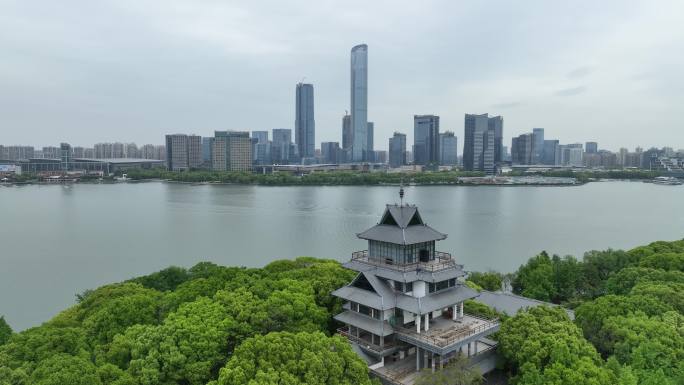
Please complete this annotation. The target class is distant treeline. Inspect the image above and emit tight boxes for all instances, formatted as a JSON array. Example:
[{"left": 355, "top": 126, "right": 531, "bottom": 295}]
[
  {"left": 125, "top": 168, "right": 486, "bottom": 185},
  {"left": 509, "top": 169, "right": 661, "bottom": 182}
]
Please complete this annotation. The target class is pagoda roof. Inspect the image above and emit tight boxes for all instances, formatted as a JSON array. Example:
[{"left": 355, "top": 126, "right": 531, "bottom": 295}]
[{"left": 357, "top": 204, "right": 447, "bottom": 245}]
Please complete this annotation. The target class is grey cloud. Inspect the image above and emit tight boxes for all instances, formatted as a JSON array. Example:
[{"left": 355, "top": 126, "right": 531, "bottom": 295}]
[
  {"left": 554, "top": 86, "right": 587, "bottom": 97},
  {"left": 567, "top": 67, "right": 592, "bottom": 79},
  {"left": 491, "top": 102, "right": 522, "bottom": 109}
]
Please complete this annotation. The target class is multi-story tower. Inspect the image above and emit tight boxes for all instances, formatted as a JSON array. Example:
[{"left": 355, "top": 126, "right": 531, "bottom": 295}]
[
  {"left": 489, "top": 116, "right": 504, "bottom": 163},
  {"left": 295, "top": 83, "right": 315, "bottom": 159},
  {"left": 1, "top": 146, "right": 34, "bottom": 160},
  {"left": 532, "top": 128, "right": 544, "bottom": 164},
  {"left": 511, "top": 133, "right": 534, "bottom": 165},
  {"left": 439, "top": 131, "right": 458, "bottom": 166},
  {"left": 165, "top": 135, "right": 190, "bottom": 171},
  {"left": 333, "top": 190, "right": 500, "bottom": 380},
  {"left": 463, "top": 114, "right": 495, "bottom": 174},
  {"left": 272, "top": 128, "right": 293, "bottom": 164},
  {"left": 413, "top": 115, "right": 440, "bottom": 166},
  {"left": 212, "top": 131, "right": 252, "bottom": 171},
  {"left": 388, "top": 132, "right": 407, "bottom": 168},
  {"left": 321, "top": 142, "right": 341, "bottom": 164},
  {"left": 351, "top": 44, "right": 368, "bottom": 162},
  {"left": 585, "top": 142, "right": 598, "bottom": 154},
  {"left": 542, "top": 140, "right": 560, "bottom": 165},
  {"left": 60, "top": 143, "right": 72, "bottom": 171},
  {"left": 366, "top": 122, "right": 375, "bottom": 162}
]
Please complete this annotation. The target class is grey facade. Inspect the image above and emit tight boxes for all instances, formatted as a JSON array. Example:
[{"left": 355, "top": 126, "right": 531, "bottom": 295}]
[
  {"left": 542, "top": 140, "right": 560, "bottom": 165},
  {"left": 413, "top": 115, "right": 440, "bottom": 166},
  {"left": 165, "top": 134, "right": 201, "bottom": 171},
  {"left": 511, "top": 133, "right": 534, "bottom": 165},
  {"left": 321, "top": 142, "right": 341, "bottom": 164},
  {"left": 463, "top": 114, "right": 495, "bottom": 174},
  {"left": 272, "top": 128, "right": 293, "bottom": 164},
  {"left": 585, "top": 142, "right": 598, "bottom": 154},
  {"left": 532, "top": 128, "right": 544, "bottom": 164},
  {"left": 388, "top": 132, "right": 407, "bottom": 168},
  {"left": 489, "top": 116, "right": 504, "bottom": 163},
  {"left": 366, "top": 122, "right": 374, "bottom": 162},
  {"left": 351, "top": 44, "right": 368, "bottom": 162},
  {"left": 439, "top": 132, "right": 458, "bottom": 166},
  {"left": 295, "top": 83, "right": 315, "bottom": 159}
]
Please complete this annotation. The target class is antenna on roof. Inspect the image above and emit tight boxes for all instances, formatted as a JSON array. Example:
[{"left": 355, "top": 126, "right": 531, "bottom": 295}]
[{"left": 399, "top": 177, "right": 405, "bottom": 207}]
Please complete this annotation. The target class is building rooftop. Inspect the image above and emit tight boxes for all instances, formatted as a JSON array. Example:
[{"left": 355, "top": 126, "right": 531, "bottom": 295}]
[{"left": 357, "top": 204, "right": 447, "bottom": 245}]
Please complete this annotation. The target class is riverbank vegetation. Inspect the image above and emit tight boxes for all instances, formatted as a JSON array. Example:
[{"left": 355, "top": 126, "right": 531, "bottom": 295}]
[
  {"left": 508, "top": 169, "right": 661, "bottom": 183},
  {"left": 125, "top": 168, "right": 486, "bottom": 185},
  {"left": 0, "top": 239, "right": 682, "bottom": 384}
]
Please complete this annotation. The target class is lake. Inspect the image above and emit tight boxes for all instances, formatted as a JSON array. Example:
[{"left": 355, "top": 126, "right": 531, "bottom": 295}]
[{"left": 1, "top": 181, "right": 683, "bottom": 330}]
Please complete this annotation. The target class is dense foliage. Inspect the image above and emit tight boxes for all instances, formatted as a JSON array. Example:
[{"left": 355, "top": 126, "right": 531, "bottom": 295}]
[
  {"left": 125, "top": 168, "right": 485, "bottom": 185},
  {"left": 502, "top": 238, "right": 684, "bottom": 385},
  {"left": 0, "top": 258, "right": 360, "bottom": 385}
]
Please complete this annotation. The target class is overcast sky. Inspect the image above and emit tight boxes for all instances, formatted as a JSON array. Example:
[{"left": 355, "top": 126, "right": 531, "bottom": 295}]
[{"left": 1, "top": 0, "right": 683, "bottom": 151}]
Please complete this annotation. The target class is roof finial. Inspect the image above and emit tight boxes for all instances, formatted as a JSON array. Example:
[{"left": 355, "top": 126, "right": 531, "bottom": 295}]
[{"left": 399, "top": 177, "right": 405, "bottom": 206}]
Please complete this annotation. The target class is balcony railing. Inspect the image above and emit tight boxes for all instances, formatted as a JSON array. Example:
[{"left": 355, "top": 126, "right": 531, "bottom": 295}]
[
  {"left": 393, "top": 315, "right": 500, "bottom": 349},
  {"left": 337, "top": 328, "right": 396, "bottom": 354},
  {"left": 351, "top": 250, "right": 462, "bottom": 272}
]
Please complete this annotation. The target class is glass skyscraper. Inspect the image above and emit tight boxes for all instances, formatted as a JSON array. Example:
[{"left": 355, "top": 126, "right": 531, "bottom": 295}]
[
  {"left": 295, "top": 83, "right": 315, "bottom": 159},
  {"left": 350, "top": 44, "right": 368, "bottom": 162}
]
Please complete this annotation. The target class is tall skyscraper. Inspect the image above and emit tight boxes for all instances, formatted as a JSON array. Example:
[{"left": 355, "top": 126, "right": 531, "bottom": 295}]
[
  {"left": 272, "top": 128, "right": 293, "bottom": 164},
  {"left": 212, "top": 131, "right": 252, "bottom": 171},
  {"left": 489, "top": 116, "right": 504, "bottom": 163},
  {"left": 463, "top": 114, "right": 496, "bottom": 173},
  {"left": 252, "top": 131, "right": 269, "bottom": 144},
  {"left": 60, "top": 143, "right": 72, "bottom": 171},
  {"left": 532, "top": 128, "right": 544, "bottom": 164},
  {"left": 542, "top": 140, "right": 560, "bottom": 165},
  {"left": 413, "top": 115, "right": 440, "bottom": 165},
  {"left": 439, "top": 131, "right": 458, "bottom": 165},
  {"left": 388, "top": 132, "right": 407, "bottom": 168},
  {"left": 366, "top": 122, "right": 374, "bottom": 162},
  {"left": 585, "top": 142, "right": 598, "bottom": 154},
  {"left": 295, "top": 83, "right": 315, "bottom": 159},
  {"left": 350, "top": 44, "right": 368, "bottom": 162}
]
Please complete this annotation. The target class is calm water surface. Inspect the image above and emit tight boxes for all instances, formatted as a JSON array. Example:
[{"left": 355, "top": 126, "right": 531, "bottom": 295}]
[{"left": 1, "top": 181, "right": 683, "bottom": 330}]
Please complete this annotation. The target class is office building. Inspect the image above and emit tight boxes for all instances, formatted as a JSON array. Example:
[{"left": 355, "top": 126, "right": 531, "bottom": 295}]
[
  {"left": 389, "top": 132, "right": 407, "bottom": 168},
  {"left": 542, "top": 140, "right": 560, "bottom": 165},
  {"left": 439, "top": 132, "right": 458, "bottom": 166},
  {"left": 165, "top": 134, "right": 202, "bottom": 171},
  {"left": 463, "top": 114, "right": 496, "bottom": 174},
  {"left": 252, "top": 131, "right": 268, "bottom": 144},
  {"left": 42, "top": 146, "right": 60, "bottom": 159},
  {"left": 60, "top": 143, "right": 72, "bottom": 171},
  {"left": 413, "top": 115, "right": 440, "bottom": 166},
  {"left": 212, "top": 131, "right": 252, "bottom": 171},
  {"left": 532, "top": 128, "right": 544, "bottom": 164},
  {"left": 272, "top": 128, "right": 293, "bottom": 164},
  {"left": 489, "top": 116, "right": 504, "bottom": 163},
  {"left": 558, "top": 144, "right": 584, "bottom": 167},
  {"left": 351, "top": 44, "right": 368, "bottom": 162},
  {"left": 202, "top": 137, "right": 214, "bottom": 167},
  {"left": 321, "top": 142, "right": 341, "bottom": 164},
  {"left": 511, "top": 133, "right": 534, "bottom": 165},
  {"left": 366, "top": 122, "right": 374, "bottom": 162},
  {"left": 585, "top": 142, "right": 598, "bottom": 154},
  {"left": 374, "top": 150, "right": 387, "bottom": 164},
  {"left": 295, "top": 83, "right": 315, "bottom": 159}
]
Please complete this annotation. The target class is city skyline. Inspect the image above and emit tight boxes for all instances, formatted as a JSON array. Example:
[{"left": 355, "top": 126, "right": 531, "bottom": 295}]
[{"left": 1, "top": 1, "right": 682, "bottom": 151}]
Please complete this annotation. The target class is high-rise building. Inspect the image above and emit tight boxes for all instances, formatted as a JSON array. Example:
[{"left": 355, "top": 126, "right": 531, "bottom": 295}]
[
  {"left": 489, "top": 116, "right": 504, "bottom": 163},
  {"left": 165, "top": 135, "right": 201, "bottom": 171},
  {"left": 585, "top": 142, "right": 598, "bottom": 154},
  {"left": 212, "top": 131, "right": 252, "bottom": 171},
  {"left": 463, "top": 114, "right": 496, "bottom": 174},
  {"left": 342, "top": 113, "right": 353, "bottom": 151},
  {"left": 350, "top": 44, "right": 368, "bottom": 162},
  {"left": 374, "top": 150, "right": 387, "bottom": 164},
  {"left": 202, "top": 137, "right": 214, "bottom": 166},
  {"left": 414, "top": 115, "right": 440, "bottom": 166},
  {"left": 389, "top": 132, "right": 407, "bottom": 168},
  {"left": 272, "top": 128, "right": 293, "bottom": 164},
  {"left": 532, "top": 128, "right": 544, "bottom": 164},
  {"left": 511, "top": 133, "right": 534, "bottom": 165},
  {"left": 124, "top": 143, "right": 139, "bottom": 158},
  {"left": 252, "top": 131, "right": 268, "bottom": 144},
  {"left": 60, "top": 143, "right": 72, "bottom": 171},
  {"left": 321, "top": 142, "right": 341, "bottom": 164},
  {"left": 0, "top": 146, "right": 34, "bottom": 160},
  {"left": 295, "top": 83, "right": 315, "bottom": 159},
  {"left": 42, "top": 146, "right": 60, "bottom": 159},
  {"left": 72, "top": 147, "right": 85, "bottom": 158},
  {"left": 366, "top": 121, "right": 374, "bottom": 162},
  {"left": 542, "top": 140, "right": 560, "bottom": 165},
  {"left": 439, "top": 131, "right": 458, "bottom": 166},
  {"left": 558, "top": 143, "right": 584, "bottom": 167}
]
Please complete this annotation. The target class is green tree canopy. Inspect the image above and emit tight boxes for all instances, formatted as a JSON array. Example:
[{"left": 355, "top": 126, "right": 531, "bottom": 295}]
[
  {"left": 216, "top": 332, "right": 373, "bottom": 385},
  {"left": 0, "top": 317, "right": 12, "bottom": 346}
]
